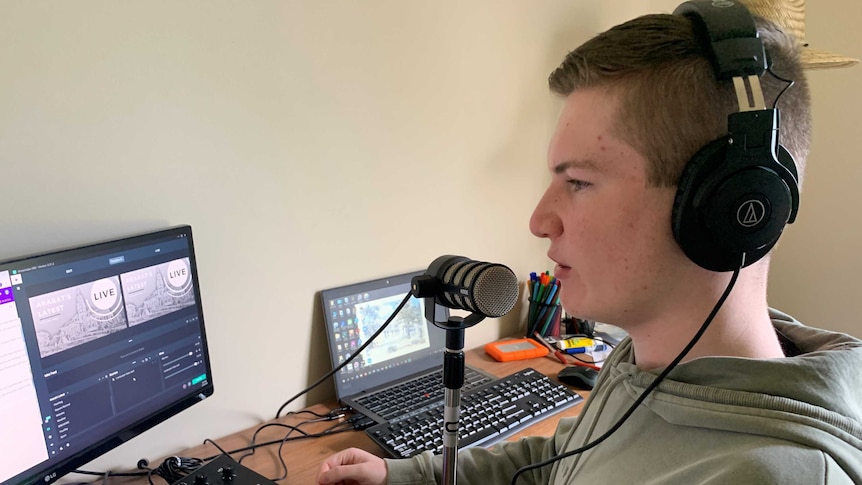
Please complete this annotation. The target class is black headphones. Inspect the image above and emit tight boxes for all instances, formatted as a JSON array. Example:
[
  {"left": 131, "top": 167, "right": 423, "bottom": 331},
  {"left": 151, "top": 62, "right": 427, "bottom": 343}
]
[{"left": 671, "top": 0, "right": 800, "bottom": 272}]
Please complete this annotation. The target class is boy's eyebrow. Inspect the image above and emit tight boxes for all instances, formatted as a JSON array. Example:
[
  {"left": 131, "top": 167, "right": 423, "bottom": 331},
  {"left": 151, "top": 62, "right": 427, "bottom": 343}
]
[{"left": 553, "top": 159, "right": 602, "bottom": 174}]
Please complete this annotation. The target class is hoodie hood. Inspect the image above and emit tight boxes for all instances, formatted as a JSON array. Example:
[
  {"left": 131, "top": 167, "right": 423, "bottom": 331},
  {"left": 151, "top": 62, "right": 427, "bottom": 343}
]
[{"left": 603, "top": 308, "right": 862, "bottom": 482}]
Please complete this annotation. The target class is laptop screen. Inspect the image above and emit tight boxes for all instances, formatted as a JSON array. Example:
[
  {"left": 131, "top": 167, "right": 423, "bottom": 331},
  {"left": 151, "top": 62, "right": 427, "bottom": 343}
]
[
  {"left": 0, "top": 225, "right": 213, "bottom": 485},
  {"left": 320, "top": 270, "right": 450, "bottom": 400}
]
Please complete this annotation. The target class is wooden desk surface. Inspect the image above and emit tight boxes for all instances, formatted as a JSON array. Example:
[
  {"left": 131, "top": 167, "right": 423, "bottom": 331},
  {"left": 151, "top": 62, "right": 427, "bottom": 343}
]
[{"left": 109, "top": 347, "right": 587, "bottom": 484}]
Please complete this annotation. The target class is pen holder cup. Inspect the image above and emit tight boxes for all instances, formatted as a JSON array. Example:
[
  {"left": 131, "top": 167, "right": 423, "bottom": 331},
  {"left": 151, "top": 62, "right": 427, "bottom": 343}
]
[{"left": 526, "top": 301, "right": 562, "bottom": 338}]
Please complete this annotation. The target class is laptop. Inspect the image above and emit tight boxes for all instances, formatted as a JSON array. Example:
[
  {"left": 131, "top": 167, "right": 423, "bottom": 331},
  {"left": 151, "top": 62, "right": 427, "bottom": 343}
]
[{"left": 320, "top": 270, "right": 494, "bottom": 425}]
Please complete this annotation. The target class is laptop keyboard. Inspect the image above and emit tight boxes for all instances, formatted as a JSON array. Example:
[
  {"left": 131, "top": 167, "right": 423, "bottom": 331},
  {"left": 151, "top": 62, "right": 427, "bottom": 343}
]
[
  {"left": 365, "top": 368, "right": 582, "bottom": 458},
  {"left": 355, "top": 367, "right": 492, "bottom": 422}
]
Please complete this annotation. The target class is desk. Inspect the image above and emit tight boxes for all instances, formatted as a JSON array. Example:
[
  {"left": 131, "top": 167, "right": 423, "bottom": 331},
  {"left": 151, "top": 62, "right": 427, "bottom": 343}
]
[{"left": 109, "top": 347, "right": 587, "bottom": 484}]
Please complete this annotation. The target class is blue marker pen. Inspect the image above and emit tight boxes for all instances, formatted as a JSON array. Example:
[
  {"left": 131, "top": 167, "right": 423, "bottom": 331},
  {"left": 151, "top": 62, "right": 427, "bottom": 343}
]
[{"left": 562, "top": 344, "right": 608, "bottom": 354}]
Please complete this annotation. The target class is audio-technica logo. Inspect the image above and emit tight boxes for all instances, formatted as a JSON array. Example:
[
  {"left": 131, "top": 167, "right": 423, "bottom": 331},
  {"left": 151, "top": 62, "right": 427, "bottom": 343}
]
[
  {"left": 712, "top": 0, "right": 734, "bottom": 7},
  {"left": 737, "top": 200, "right": 766, "bottom": 227}
]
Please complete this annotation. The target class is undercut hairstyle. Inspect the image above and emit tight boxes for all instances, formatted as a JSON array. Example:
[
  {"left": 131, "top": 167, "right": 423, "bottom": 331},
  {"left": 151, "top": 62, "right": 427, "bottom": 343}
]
[{"left": 548, "top": 14, "right": 811, "bottom": 188}]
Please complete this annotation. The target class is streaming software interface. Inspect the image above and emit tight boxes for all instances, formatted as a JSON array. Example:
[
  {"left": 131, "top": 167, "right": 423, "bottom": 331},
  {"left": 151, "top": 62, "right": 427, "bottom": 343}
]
[{"left": 0, "top": 227, "right": 212, "bottom": 484}]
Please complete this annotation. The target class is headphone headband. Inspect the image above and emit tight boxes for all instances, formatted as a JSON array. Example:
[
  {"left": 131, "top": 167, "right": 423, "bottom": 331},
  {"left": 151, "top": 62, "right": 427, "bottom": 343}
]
[{"left": 673, "top": 1, "right": 767, "bottom": 79}]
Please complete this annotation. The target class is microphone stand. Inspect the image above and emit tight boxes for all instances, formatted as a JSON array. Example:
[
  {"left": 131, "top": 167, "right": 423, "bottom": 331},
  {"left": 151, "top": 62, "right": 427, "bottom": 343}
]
[
  {"left": 437, "top": 313, "right": 484, "bottom": 485},
  {"left": 411, "top": 272, "right": 503, "bottom": 485}
]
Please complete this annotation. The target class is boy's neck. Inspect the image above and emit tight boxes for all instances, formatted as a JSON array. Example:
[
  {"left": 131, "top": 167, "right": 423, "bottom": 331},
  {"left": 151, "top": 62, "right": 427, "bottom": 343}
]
[{"left": 626, "top": 267, "right": 786, "bottom": 371}]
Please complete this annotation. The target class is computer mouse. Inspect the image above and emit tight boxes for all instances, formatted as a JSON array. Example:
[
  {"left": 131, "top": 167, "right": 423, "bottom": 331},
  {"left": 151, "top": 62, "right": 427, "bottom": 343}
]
[{"left": 557, "top": 366, "right": 599, "bottom": 390}]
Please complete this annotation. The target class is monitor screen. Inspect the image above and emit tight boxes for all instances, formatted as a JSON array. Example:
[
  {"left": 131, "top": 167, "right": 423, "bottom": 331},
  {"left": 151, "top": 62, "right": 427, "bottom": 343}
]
[
  {"left": 0, "top": 225, "right": 214, "bottom": 485},
  {"left": 320, "top": 271, "right": 450, "bottom": 400}
]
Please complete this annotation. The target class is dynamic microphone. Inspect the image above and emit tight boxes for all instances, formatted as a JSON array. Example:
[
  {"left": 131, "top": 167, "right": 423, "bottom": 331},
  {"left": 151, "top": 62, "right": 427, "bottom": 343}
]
[{"left": 411, "top": 255, "right": 519, "bottom": 319}]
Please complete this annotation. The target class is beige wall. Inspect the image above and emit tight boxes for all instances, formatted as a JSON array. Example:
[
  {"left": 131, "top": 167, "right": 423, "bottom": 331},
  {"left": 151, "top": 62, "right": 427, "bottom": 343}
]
[
  {"left": 1, "top": 0, "right": 858, "bottom": 476},
  {"left": 768, "top": 0, "right": 862, "bottom": 337}
]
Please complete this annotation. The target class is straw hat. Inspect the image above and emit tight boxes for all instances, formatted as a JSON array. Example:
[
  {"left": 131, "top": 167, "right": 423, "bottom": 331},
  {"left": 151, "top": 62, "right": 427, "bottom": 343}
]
[{"left": 739, "top": 0, "right": 858, "bottom": 69}]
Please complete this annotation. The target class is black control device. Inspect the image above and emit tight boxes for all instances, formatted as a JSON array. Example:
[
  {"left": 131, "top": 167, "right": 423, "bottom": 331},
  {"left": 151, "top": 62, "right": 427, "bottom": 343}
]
[{"left": 169, "top": 455, "right": 276, "bottom": 485}]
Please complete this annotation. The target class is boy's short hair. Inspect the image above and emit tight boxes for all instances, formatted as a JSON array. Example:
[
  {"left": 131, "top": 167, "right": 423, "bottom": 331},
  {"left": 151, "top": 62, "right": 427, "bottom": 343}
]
[{"left": 548, "top": 14, "right": 811, "bottom": 188}]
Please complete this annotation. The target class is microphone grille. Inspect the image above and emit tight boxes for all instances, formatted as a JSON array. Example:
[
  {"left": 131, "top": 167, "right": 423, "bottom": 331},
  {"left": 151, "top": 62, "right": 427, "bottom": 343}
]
[{"left": 472, "top": 264, "right": 519, "bottom": 318}]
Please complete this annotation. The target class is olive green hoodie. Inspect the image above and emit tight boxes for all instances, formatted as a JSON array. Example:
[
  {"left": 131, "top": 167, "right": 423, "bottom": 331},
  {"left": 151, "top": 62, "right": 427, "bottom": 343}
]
[{"left": 386, "top": 309, "right": 862, "bottom": 484}]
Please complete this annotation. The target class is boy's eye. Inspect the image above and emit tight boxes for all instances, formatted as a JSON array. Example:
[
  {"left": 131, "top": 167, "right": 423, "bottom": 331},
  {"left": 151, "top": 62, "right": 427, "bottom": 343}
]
[{"left": 568, "top": 179, "right": 592, "bottom": 191}]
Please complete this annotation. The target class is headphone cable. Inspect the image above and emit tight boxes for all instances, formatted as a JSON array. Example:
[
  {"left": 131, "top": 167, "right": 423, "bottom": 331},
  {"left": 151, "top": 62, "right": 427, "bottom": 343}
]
[
  {"left": 511, "top": 254, "right": 744, "bottom": 485},
  {"left": 766, "top": 67, "right": 794, "bottom": 109}
]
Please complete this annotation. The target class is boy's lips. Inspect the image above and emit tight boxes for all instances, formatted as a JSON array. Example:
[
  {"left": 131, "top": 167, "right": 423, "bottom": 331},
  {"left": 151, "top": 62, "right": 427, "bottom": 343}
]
[{"left": 550, "top": 257, "right": 571, "bottom": 278}]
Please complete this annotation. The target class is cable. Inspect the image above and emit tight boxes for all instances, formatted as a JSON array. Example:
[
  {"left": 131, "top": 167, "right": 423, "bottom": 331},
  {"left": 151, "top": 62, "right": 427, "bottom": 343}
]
[
  {"left": 71, "top": 469, "right": 148, "bottom": 478},
  {"left": 75, "top": 456, "right": 204, "bottom": 484},
  {"left": 271, "top": 428, "right": 296, "bottom": 481},
  {"left": 200, "top": 426, "right": 353, "bottom": 461},
  {"left": 275, "top": 290, "right": 414, "bottom": 418},
  {"left": 258, "top": 424, "right": 303, "bottom": 482},
  {"left": 237, "top": 422, "right": 309, "bottom": 465},
  {"left": 206, "top": 411, "right": 366, "bottom": 481},
  {"left": 245, "top": 404, "right": 350, "bottom": 464},
  {"left": 766, "top": 66, "right": 794, "bottom": 109},
  {"left": 129, "top": 456, "right": 203, "bottom": 484},
  {"left": 203, "top": 438, "right": 230, "bottom": 456},
  {"left": 511, "top": 255, "right": 744, "bottom": 485},
  {"left": 265, "top": 415, "right": 358, "bottom": 480},
  {"left": 239, "top": 404, "right": 353, "bottom": 472},
  {"left": 280, "top": 406, "right": 352, "bottom": 420},
  {"left": 74, "top": 409, "right": 362, "bottom": 484}
]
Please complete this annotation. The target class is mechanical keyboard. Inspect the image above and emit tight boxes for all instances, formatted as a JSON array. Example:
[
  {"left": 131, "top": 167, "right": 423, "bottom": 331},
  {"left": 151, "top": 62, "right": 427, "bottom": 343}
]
[{"left": 366, "top": 368, "right": 583, "bottom": 458}]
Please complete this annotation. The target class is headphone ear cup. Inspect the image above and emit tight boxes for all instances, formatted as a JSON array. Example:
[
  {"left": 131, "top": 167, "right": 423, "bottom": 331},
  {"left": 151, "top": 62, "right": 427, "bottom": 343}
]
[
  {"left": 672, "top": 138, "right": 794, "bottom": 272},
  {"left": 776, "top": 145, "right": 801, "bottom": 223},
  {"left": 672, "top": 138, "right": 729, "bottom": 270}
]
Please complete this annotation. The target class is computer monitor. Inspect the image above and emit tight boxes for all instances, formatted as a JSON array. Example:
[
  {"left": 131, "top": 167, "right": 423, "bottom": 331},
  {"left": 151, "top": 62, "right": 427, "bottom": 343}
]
[{"left": 0, "top": 225, "right": 214, "bottom": 485}]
